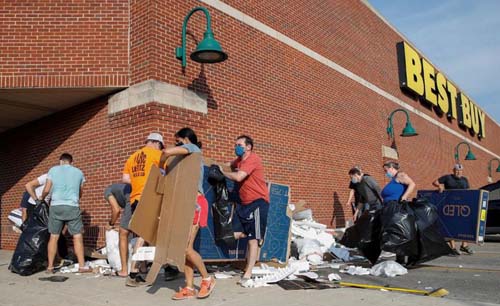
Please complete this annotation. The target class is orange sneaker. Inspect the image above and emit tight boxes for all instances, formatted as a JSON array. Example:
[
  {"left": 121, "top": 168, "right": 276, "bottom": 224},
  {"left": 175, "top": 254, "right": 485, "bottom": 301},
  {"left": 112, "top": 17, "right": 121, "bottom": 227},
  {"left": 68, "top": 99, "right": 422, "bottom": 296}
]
[
  {"left": 197, "top": 277, "right": 216, "bottom": 299},
  {"left": 172, "top": 287, "right": 197, "bottom": 300}
]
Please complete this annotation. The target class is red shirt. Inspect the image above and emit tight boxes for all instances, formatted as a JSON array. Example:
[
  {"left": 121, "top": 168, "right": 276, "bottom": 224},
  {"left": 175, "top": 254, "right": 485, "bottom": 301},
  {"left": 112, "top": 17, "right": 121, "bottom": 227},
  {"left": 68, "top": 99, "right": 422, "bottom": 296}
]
[{"left": 232, "top": 152, "right": 270, "bottom": 205}]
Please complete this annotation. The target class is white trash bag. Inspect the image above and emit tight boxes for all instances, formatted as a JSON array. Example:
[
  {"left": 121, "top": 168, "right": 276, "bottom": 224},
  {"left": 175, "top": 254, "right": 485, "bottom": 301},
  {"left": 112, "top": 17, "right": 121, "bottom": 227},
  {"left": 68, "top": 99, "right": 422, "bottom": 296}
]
[
  {"left": 105, "top": 230, "right": 121, "bottom": 270},
  {"left": 370, "top": 260, "right": 408, "bottom": 277}
]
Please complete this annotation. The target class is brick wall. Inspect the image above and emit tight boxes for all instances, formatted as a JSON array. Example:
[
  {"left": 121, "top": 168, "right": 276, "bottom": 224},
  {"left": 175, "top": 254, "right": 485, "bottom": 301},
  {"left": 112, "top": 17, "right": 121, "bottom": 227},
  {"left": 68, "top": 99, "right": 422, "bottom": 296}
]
[
  {"left": 0, "top": 0, "right": 129, "bottom": 88},
  {"left": 1, "top": 0, "right": 500, "bottom": 249}
]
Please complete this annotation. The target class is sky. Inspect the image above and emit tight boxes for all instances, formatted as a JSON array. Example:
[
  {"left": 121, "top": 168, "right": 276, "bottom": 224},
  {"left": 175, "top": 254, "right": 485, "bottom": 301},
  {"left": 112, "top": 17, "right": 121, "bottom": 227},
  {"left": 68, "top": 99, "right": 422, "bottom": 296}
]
[{"left": 369, "top": 0, "right": 500, "bottom": 124}]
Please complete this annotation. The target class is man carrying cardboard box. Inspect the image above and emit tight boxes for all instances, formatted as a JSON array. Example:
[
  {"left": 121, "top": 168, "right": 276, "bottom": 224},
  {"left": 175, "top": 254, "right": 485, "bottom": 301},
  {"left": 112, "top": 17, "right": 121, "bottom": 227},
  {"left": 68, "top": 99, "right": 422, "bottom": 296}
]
[
  {"left": 121, "top": 133, "right": 167, "bottom": 284},
  {"left": 220, "top": 135, "right": 270, "bottom": 288}
]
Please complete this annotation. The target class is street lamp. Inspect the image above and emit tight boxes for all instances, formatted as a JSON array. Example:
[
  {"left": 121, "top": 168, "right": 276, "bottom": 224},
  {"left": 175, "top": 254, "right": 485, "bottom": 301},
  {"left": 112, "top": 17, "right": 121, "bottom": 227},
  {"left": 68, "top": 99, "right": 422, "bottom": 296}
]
[
  {"left": 175, "top": 7, "right": 228, "bottom": 68},
  {"left": 454, "top": 141, "right": 476, "bottom": 162},
  {"left": 488, "top": 158, "right": 500, "bottom": 179},
  {"left": 386, "top": 108, "right": 418, "bottom": 139}
]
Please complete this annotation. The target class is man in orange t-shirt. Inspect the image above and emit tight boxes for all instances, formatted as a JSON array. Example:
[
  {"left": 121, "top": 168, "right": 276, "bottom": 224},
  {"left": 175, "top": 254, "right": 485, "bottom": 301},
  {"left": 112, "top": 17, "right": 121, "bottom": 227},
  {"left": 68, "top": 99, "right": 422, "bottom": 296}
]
[
  {"left": 117, "top": 132, "right": 165, "bottom": 282},
  {"left": 221, "top": 135, "right": 269, "bottom": 287}
]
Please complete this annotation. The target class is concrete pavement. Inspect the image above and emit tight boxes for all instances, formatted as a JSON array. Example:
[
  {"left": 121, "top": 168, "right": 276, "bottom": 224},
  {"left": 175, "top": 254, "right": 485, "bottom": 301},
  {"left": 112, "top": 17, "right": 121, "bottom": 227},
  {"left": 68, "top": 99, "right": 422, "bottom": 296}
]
[{"left": 1, "top": 239, "right": 499, "bottom": 306}]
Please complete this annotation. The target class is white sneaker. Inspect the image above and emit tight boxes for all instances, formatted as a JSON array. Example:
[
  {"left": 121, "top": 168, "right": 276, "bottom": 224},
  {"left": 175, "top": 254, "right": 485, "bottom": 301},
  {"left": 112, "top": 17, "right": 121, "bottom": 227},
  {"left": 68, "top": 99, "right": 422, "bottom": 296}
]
[{"left": 239, "top": 278, "right": 254, "bottom": 288}]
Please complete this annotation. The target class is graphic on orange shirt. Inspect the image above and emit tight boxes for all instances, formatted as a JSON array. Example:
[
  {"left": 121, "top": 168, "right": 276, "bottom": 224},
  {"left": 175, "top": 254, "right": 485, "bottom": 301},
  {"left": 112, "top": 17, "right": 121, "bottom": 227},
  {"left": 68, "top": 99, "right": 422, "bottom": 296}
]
[{"left": 124, "top": 147, "right": 161, "bottom": 203}]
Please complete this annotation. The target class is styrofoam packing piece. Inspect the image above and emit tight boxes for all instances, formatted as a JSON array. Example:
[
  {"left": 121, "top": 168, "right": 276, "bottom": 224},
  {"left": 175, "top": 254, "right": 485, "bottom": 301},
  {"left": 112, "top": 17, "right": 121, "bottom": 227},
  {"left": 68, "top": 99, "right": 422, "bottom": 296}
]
[
  {"left": 294, "top": 220, "right": 327, "bottom": 230},
  {"left": 60, "top": 263, "right": 80, "bottom": 273},
  {"left": 316, "top": 232, "right": 335, "bottom": 248},
  {"left": 296, "top": 272, "right": 318, "bottom": 279},
  {"left": 131, "top": 246, "right": 156, "bottom": 261},
  {"left": 291, "top": 224, "right": 318, "bottom": 240},
  {"left": 251, "top": 267, "right": 274, "bottom": 275},
  {"left": 306, "top": 254, "right": 323, "bottom": 265},
  {"left": 253, "top": 266, "right": 297, "bottom": 286},
  {"left": 328, "top": 273, "right": 342, "bottom": 281},
  {"left": 288, "top": 258, "right": 310, "bottom": 273},
  {"left": 88, "top": 259, "right": 109, "bottom": 269},
  {"left": 292, "top": 209, "right": 313, "bottom": 220},
  {"left": 340, "top": 265, "right": 371, "bottom": 275},
  {"left": 298, "top": 239, "right": 322, "bottom": 258},
  {"left": 214, "top": 272, "right": 233, "bottom": 279}
]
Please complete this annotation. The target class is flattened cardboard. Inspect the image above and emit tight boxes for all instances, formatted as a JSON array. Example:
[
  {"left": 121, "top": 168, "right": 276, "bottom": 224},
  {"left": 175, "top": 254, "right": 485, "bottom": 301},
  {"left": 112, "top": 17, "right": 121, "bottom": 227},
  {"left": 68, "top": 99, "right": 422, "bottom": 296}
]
[
  {"left": 129, "top": 166, "right": 164, "bottom": 244},
  {"left": 130, "top": 153, "right": 201, "bottom": 284}
]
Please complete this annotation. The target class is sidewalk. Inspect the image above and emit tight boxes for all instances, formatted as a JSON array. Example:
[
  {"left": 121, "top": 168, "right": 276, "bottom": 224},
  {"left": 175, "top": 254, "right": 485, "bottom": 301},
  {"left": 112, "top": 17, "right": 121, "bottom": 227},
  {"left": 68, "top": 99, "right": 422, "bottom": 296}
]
[{"left": 0, "top": 250, "right": 488, "bottom": 306}]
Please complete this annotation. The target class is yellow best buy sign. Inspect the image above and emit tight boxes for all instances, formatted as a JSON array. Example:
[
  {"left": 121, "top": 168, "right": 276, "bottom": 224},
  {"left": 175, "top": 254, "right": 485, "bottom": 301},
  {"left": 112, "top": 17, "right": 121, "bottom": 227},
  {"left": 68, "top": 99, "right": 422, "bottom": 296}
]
[{"left": 397, "top": 41, "right": 486, "bottom": 138}]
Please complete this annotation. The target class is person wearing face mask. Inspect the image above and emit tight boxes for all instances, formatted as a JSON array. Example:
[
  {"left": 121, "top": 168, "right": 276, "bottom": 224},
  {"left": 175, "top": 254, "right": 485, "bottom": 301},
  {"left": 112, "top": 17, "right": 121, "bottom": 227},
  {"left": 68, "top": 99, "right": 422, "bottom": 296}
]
[
  {"left": 219, "top": 135, "right": 270, "bottom": 288},
  {"left": 380, "top": 161, "right": 416, "bottom": 204},
  {"left": 165, "top": 127, "right": 215, "bottom": 300},
  {"left": 432, "top": 164, "right": 474, "bottom": 255},
  {"left": 348, "top": 167, "right": 383, "bottom": 221}
]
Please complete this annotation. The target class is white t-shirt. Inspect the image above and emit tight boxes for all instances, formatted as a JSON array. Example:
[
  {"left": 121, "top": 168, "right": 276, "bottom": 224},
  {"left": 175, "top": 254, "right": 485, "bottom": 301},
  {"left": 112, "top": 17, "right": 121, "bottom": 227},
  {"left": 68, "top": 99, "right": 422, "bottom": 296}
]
[{"left": 27, "top": 174, "right": 50, "bottom": 205}]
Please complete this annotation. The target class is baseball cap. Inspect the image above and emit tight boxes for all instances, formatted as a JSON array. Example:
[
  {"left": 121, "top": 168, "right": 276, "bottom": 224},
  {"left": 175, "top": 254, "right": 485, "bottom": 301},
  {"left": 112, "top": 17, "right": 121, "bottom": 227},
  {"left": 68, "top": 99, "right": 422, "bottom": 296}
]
[
  {"left": 146, "top": 132, "right": 164, "bottom": 147},
  {"left": 454, "top": 164, "right": 464, "bottom": 170}
]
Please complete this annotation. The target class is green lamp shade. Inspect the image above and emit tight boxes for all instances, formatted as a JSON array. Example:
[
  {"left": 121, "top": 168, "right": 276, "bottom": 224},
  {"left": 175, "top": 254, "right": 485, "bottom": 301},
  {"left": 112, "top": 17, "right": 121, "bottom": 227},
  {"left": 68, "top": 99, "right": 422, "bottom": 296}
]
[
  {"left": 190, "top": 31, "right": 228, "bottom": 64},
  {"left": 465, "top": 150, "right": 476, "bottom": 160},
  {"left": 401, "top": 121, "right": 418, "bottom": 137},
  {"left": 495, "top": 165, "right": 500, "bottom": 173}
]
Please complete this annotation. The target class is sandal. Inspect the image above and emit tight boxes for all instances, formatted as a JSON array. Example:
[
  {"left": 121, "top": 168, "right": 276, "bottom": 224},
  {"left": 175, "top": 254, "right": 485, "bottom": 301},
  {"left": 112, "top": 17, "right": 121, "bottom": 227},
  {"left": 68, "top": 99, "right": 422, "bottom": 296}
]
[
  {"left": 112, "top": 271, "right": 128, "bottom": 278},
  {"left": 45, "top": 268, "right": 55, "bottom": 274},
  {"left": 78, "top": 267, "right": 93, "bottom": 273}
]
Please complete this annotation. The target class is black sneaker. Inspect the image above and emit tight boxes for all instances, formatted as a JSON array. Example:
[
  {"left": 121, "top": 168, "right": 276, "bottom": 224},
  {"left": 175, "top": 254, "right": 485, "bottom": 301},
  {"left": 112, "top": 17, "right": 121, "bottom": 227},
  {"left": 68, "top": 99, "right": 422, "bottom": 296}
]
[
  {"left": 164, "top": 265, "right": 179, "bottom": 281},
  {"left": 460, "top": 246, "right": 474, "bottom": 255},
  {"left": 449, "top": 249, "right": 461, "bottom": 256}
]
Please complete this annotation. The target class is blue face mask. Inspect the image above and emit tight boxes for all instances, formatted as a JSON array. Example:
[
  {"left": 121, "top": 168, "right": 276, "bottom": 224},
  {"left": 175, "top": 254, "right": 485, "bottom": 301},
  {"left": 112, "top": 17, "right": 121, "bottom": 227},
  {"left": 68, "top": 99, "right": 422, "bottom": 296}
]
[
  {"left": 385, "top": 172, "right": 394, "bottom": 178},
  {"left": 351, "top": 177, "right": 358, "bottom": 184},
  {"left": 235, "top": 145, "right": 245, "bottom": 157}
]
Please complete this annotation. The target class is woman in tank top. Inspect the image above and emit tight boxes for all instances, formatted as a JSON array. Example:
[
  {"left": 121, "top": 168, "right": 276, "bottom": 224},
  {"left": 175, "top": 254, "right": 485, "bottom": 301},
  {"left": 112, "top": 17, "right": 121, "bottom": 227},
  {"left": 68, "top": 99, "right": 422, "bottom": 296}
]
[{"left": 380, "top": 161, "right": 416, "bottom": 204}]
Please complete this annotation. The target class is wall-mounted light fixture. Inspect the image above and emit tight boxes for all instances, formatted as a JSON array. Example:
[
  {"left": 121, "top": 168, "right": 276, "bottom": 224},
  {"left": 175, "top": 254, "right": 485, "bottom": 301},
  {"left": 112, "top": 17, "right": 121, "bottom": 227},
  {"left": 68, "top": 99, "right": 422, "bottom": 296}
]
[
  {"left": 175, "top": 7, "right": 228, "bottom": 68},
  {"left": 386, "top": 108, "right": 418, "bottom": 139}
]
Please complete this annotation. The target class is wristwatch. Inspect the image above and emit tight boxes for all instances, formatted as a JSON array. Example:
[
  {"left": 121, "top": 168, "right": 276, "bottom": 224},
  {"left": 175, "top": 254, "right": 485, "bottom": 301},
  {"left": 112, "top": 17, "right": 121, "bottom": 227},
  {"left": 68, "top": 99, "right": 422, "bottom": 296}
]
[{"left": 108, "top": 221, "right": 115, "bottom": 226}]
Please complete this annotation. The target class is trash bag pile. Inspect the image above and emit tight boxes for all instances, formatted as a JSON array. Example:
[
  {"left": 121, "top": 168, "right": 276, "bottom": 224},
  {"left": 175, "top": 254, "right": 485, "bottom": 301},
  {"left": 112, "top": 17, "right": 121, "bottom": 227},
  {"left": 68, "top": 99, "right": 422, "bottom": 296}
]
[
  {"left": 340, "top": 197, "right": 452, "bottom": 266},
  {"left": 9, "top": 201, "right": 50, "bottom": 276}
]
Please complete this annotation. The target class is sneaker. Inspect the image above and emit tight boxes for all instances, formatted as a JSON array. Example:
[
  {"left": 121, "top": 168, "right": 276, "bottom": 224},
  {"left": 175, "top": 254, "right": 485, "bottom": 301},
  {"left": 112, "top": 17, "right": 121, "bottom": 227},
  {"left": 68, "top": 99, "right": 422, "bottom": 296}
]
[
  {"left": 164, "top": 265, "right": 179, "bottom": 281},
  {"left": 172, "top": 287, "right": 197, "bottom": 300},
  {"left": 197, "top": 277, "right": 216, "bottom": 299},
  {"left": 125, "top": 274, "right": 147, "bottom": 287},
  {"left": 449, "top": 249, "right": 461, "bottom": 256},
  {"left": 460, "top": 246, "right": 474, "bottom": 255}
]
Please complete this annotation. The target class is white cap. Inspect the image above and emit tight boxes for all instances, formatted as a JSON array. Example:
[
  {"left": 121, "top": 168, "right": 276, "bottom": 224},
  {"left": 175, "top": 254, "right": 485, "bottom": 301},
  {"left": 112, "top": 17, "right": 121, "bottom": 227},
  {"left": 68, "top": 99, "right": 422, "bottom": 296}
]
[{"left": 146, "top": 132, "right": 164, "bottom": 146}]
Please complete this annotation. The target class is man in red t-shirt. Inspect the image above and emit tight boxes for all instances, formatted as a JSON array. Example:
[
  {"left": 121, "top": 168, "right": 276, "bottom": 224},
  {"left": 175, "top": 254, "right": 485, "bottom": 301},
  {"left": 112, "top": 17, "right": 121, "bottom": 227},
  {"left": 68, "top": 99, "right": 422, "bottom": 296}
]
[{"left": 221, "top": 135, "right": 269, "bottom": 287}]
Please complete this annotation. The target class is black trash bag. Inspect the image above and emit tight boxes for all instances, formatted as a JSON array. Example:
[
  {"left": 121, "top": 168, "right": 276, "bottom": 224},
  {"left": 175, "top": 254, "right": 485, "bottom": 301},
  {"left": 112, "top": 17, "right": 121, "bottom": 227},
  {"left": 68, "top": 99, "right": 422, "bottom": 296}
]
[
  {"left": 357, "top": 210, "right": 382, "bottom": 264},
  {"left": 380, "top": 201, "right": 418, "bottom": 258},
  {"left": 407, "top": 197, "right": 453, "bottom": 265},
  {"left": 207, "top": 164, "right": 225, "bottom": 185},
  {"left": 339, "top": 210, "right": 382, "bottom": 264},
  {"left": 9, "top": 201, "right": 50, "bottom": 276},
  {"left": 212, "top": 183, "right": 236, "bottom": 247}
]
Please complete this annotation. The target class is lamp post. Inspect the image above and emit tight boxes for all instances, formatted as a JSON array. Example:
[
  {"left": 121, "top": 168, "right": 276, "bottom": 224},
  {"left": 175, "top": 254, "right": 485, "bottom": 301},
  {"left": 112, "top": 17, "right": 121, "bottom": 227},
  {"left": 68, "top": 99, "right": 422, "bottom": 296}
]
[
  {"left": 175, "top": 7, "right": 228, "bottom": 68},
  {"left": 386, "top": 108, "right": 418, "bottom": 139},
  {"left": 454, "top": 141, "right": 476, "bottom": 163},
  {"left": 488, "top": 158, "right": 500, "bottom": 182}
]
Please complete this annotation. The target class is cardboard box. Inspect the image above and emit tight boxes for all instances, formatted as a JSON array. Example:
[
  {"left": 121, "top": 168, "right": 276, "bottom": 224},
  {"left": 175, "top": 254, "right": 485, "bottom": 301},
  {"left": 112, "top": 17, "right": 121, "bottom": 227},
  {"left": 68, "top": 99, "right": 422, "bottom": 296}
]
[{"left": 129, "top": 153, "right": 201, "bottom": 283}]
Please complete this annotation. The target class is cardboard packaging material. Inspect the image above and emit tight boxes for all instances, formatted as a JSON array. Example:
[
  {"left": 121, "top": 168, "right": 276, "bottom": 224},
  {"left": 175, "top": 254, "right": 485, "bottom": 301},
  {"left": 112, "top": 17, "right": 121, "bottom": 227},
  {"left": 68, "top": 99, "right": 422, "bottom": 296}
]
[{"left": 129, "top": 153, "right": 201, "bottom": 284}]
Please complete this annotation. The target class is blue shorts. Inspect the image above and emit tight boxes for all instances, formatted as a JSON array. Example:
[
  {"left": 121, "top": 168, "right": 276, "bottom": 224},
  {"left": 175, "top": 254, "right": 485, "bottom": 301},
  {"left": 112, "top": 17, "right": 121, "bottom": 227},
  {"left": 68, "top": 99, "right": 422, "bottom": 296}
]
[
  {"left": 233, "top": 198, "right": 269, "bottom": 241},
  {"left": 19, "top": 192, "right": 32, "bottom": 209}
]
